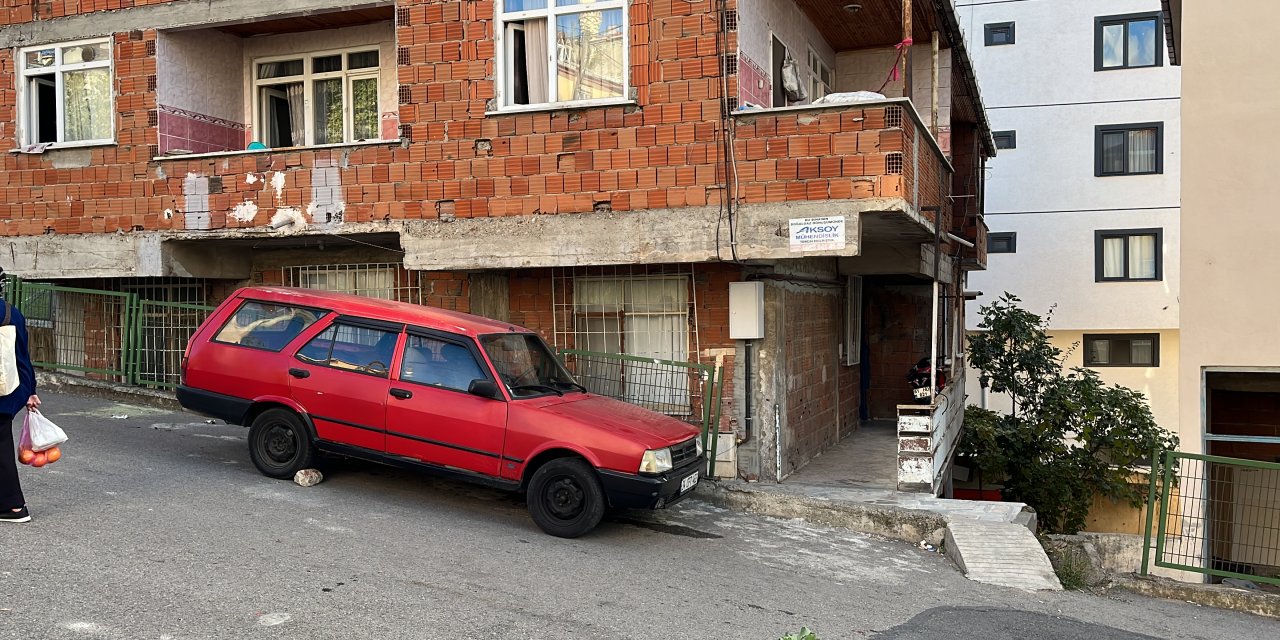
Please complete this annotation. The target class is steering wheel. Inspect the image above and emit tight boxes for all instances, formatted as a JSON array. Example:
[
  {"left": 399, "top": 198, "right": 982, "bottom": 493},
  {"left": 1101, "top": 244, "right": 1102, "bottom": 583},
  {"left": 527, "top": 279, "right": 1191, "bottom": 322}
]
[{"left": 366, "top": 360, "right": 388, "bottom": 375}]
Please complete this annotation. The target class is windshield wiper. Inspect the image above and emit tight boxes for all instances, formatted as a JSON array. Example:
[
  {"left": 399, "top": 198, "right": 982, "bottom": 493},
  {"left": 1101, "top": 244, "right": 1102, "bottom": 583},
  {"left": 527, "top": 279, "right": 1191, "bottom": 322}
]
[
  {"left": 566, "top": 382, "right": 588, "bottom": 394},
  {"left": 510, "top": 384, "right": 563, "bottom": 397}
]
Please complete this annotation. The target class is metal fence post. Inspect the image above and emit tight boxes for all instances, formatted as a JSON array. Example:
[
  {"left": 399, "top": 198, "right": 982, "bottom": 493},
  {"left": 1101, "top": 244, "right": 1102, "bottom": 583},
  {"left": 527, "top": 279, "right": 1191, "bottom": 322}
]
[{"left": 1141, "top": 445, "right": 1160, "bottom": 576}]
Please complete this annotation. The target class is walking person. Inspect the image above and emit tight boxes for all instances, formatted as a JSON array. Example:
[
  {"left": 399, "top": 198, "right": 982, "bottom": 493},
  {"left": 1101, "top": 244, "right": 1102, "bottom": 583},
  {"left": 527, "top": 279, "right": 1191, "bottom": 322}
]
[{"left": 1, "top": 271, "right": 40, "bottom": 523}]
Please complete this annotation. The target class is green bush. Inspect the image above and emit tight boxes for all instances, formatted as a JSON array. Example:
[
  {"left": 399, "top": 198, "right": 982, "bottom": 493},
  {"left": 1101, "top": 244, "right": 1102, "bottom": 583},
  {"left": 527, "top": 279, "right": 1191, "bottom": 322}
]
[{"left": 963, "top": 293, "right": 1178, "bottom": 534}]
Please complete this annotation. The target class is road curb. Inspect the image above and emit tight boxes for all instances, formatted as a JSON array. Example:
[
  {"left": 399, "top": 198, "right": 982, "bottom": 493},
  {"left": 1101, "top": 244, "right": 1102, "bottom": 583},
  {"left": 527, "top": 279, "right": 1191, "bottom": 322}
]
[
  {"left": 36, "top": 372, "right": 182, "bottom": 411},
  {"left": 692, "top": 480, "right": 949, "bottom": 546},
  {"left": 1112, "top": 574, "right": 1280, "bottom": 619}
]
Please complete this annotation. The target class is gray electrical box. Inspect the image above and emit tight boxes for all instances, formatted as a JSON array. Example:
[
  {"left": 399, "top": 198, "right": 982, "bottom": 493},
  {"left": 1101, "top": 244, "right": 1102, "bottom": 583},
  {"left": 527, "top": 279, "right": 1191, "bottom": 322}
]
[{"left": 728, "top": 281, "right": 765, "bottom": 340}]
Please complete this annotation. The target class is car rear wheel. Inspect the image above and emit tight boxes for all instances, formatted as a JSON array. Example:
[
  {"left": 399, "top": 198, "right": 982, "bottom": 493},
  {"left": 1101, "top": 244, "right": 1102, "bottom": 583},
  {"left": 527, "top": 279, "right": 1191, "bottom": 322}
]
[
  {"left": 248, "top": 408, "right": 316, "bottom": 479},
  {"left": 527, "top": 458, "right": 605, "bottom": 538}
]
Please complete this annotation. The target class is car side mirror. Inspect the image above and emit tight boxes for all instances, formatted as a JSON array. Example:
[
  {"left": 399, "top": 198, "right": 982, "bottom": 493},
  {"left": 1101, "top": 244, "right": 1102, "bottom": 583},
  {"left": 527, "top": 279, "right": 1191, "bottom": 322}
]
[{"left": 468, "top": 379, "right": 504, "bottom": 400}]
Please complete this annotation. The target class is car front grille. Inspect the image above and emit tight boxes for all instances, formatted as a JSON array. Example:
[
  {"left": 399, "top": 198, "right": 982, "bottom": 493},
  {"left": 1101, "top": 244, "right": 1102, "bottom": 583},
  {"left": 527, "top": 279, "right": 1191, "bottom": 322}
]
[{"left": 670, "top": 437, "right": 699, "bottom": 469}]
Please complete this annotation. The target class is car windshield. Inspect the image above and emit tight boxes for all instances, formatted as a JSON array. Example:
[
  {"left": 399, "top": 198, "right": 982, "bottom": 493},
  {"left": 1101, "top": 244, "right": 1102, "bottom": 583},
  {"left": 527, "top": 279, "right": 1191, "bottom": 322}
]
[{"left": 480, "top": 333, "right": 583, "bottom": 398}]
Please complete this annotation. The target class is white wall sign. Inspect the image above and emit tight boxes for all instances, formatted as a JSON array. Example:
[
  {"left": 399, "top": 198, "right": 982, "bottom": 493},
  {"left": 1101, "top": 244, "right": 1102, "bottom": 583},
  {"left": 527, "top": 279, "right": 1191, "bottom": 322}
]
[{"left": 789, "top": 216, "right": 846, "bottom": 252}]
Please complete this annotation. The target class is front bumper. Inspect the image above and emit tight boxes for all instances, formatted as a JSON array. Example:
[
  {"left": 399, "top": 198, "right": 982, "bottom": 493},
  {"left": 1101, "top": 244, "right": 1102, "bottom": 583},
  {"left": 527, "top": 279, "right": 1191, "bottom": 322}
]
[{"left": 598, "top": 456, "right": 705, "bottom": 510}]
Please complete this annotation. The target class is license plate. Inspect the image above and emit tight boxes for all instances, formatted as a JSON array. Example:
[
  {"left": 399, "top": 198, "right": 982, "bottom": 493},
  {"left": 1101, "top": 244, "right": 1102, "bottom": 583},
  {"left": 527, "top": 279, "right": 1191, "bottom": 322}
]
[{"left": 680, "top": 470, "right": 699, "bottom": 493}]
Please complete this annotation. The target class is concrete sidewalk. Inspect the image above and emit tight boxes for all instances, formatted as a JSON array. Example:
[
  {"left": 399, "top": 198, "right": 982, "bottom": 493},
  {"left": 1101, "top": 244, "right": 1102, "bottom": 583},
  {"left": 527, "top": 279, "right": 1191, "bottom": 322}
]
[{"left": 695, "top": 479, "right": 1062, "bottom": 591}]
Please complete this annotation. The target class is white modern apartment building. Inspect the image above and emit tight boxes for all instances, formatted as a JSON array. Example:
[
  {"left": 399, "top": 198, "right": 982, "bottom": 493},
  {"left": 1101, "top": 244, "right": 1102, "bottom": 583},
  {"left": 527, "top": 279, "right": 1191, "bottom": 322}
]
[{"left": 957, "top": 0, "right": 1181, "bottom": 434}]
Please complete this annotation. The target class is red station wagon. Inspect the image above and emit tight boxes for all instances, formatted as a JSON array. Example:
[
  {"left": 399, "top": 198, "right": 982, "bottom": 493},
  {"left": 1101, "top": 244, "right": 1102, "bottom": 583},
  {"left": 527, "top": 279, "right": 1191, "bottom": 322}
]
[{"left": 177, "top": 287, "right": 704, "bottom": 537}]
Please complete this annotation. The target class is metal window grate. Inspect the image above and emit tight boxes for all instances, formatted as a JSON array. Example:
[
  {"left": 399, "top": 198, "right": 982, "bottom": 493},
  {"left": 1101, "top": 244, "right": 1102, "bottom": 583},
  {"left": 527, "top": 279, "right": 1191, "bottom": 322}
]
[
  {"left": 723, "top": 9, "right": 738, "bottom": 32},
  {"left": 886, "top": 152, "right": 904, "bottom": 175},
  {"left": 886, "top": 105, "right": 904, "bottom": 129},
  {"left": 552, "top": 265, "right": 702, "bottom": 415},
  {"left": 284, "top": 263, "right": 425, "bottom": 304}
]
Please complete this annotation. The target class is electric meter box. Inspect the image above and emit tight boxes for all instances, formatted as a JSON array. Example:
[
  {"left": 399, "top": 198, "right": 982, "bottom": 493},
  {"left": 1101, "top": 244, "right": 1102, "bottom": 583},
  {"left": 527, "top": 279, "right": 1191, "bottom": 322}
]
[{"left": 728, "top": 281, "right": 765, "bottom": 340}]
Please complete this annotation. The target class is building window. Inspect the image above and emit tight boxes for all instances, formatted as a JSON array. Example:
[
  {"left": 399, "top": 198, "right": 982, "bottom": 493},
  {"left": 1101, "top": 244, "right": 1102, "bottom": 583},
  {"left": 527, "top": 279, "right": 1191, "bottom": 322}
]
[
  {"left": 1095, "top": 12, "right": 1162, "bottom": 70},
  {"left": 18, "top": 39, "right": 114, "bottom": 146},
  {"left": 984, "top": 22, "right": 1015, "bottom": 46},
  {"left": 1095, "top": 122, "right": 1162, "bottom": 176},
  {"left": 808, "top": 48, "right": 832, "bottom": 102},
  {"left": 988, "top": 232, "right": 1017, "bottom": 254},
  {"left": 1095, "top": 229, "right": 1162, "bottom": 282},
  {"left": 993, "top": 130, "right": 1016, "bottom": 150},
  {"left": 1084, "top": 333, "right": 1160, "bottom": 367},
  {"left": 252, "top": 48, "right": 382, "bottom": 148},
  {"left": 497, "top": 0, "right": 627, "bottom": 108}
]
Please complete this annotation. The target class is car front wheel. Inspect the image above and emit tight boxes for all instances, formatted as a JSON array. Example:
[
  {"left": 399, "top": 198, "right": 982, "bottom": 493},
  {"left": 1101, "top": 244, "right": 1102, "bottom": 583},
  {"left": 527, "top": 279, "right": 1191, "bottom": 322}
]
[
  {"left": 248, "top": 408, "right": 316, "bottom": 479},
  {"left": 527, "top": 458, "right": 606, "bottom": 538}
]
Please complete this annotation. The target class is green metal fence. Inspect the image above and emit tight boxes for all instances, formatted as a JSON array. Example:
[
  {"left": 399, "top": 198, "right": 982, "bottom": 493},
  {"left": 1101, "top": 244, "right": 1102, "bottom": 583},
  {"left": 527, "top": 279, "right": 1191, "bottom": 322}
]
[
  {"left": 1142, "top": 450, "right": 1280, "bottom": 586},
  {"left": 4, "top": 276, "right": 214, "bottom": 389},
  {"left": 559, "top": 348, "right": 725, "bottom": 475}
]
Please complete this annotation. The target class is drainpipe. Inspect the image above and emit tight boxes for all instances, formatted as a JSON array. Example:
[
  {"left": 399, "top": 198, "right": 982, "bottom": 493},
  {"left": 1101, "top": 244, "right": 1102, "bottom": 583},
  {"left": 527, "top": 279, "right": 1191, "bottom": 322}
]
[
  {"left": 741, "top": 339, "right": 754, "bottom": 445},
  {"left": 923, "top": 205, "right": 943, "bottom": 399}
]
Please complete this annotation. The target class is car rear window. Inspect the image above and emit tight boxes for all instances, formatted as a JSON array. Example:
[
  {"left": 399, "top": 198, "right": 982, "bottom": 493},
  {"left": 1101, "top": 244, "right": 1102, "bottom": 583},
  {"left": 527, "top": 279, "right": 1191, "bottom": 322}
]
[{"left": 213, "top": 300, "right": 326, "bottom": 352}]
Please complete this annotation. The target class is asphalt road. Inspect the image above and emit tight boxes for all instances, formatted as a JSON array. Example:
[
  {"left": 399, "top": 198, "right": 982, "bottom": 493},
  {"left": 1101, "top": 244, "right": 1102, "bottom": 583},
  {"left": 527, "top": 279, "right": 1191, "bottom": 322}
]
[{"left": 0, "top": 391, "right": 1272, "bottom": 639}]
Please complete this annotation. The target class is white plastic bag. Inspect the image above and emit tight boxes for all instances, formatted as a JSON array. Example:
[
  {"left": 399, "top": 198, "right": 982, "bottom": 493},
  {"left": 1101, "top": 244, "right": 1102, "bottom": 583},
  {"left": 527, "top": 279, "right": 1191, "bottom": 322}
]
[{"left": 25, "top": 409, "right": 68, "bottom": 452}]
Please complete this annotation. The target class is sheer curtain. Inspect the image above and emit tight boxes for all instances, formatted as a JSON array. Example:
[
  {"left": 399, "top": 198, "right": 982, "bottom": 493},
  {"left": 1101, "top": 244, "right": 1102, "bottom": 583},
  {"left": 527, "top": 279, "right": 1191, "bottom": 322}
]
[
  {"left": 313, "top": 79, "right": 343, "bottom": 145},
  {"left": 1102, "top": 237, "right": 1126, "bottom": 278},
  {"left": 63, "top": 68, "right": 111, "bottom": 142},
  {"left": 286, "top": 83, "right": 306, "bottom": 147},
  {"left": 1128, "top": 128, "right": 1156, "bottom": 172},
  {"left": 1129, "top": 235, "right": 1157, "bottom": 279},
  {"left": 524, "top": 19, "right": 549, "bottom": 104}
]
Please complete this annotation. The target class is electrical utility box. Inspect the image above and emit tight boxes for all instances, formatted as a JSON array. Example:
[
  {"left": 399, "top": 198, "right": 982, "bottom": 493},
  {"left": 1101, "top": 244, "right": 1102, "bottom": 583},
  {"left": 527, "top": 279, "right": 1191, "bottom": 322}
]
[{"left": 728, "top": 281, "right": 765, "bottom": 340}]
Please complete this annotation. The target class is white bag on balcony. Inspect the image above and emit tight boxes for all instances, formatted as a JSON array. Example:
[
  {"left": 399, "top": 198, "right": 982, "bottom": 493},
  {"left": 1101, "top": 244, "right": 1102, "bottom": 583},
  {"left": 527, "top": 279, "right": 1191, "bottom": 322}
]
[{"left": 781, "top": 55, "right": 808, "bottom": 103}]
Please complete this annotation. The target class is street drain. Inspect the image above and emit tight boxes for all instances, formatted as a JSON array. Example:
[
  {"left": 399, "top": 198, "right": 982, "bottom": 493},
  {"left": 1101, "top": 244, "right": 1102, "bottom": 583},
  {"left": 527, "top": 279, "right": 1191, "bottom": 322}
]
[{"left": 613, "top": 517, "right": 722, "bottom": 539}]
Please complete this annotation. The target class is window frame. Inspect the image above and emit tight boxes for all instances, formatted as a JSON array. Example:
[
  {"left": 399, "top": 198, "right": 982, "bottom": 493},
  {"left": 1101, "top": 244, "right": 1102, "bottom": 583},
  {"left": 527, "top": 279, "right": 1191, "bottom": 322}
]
[
  {"left": 984, "top": 22, "right": 1015, "bottom": 46},
  {"left": 843, "top": 275, "right": 862, "bottom": 366},
  {"left": 1083, "top": 333, "right": 1161, "bottom": 367},
  {"left": 211, "top": 299, "right": 329, "bottom": 353},
  {"left": 1094, "top": 122, "right": 1163, "bottom": 176},
  {"left": 1094, "top": 228, "right": 1163, "bottom": 282},
  {"left": 398, "top": 328, "right": 498, "bottom": 394},
  {"left": 1094, "top": 12, "right": 1163, "bottom": 71},
  {"left": 17, "top": 37, "right": 115, "bottom": 148},
  {"left": 493, "top": 0, "right": 631, "bottom": 112},
  {"left": 808, "top": 47, "right": 833, "bottom": 102},
  {"left": 249, "top": 46, "right": 385, "bottom": 149},
  {"left": 294, "top": 318, "right": 404, "bottom": 379},
  {"left": 987, "top": 231, "right": 1017, "bottom": 254},
  {"left": 992, "top": 130, "right": 1016, "bottom": 150}
]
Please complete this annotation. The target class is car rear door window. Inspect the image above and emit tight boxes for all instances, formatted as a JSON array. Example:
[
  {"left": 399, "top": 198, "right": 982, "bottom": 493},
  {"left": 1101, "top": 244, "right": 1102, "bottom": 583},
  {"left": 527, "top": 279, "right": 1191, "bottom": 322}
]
[
  {"left": 296, "top": 323, "right": 401, "bottom": 378},
  {"left": 213, "top": 300, "right": 325, "bottom": 351},
  {"left": 399, "top": 334, "right": 489, "bottom": 392}
]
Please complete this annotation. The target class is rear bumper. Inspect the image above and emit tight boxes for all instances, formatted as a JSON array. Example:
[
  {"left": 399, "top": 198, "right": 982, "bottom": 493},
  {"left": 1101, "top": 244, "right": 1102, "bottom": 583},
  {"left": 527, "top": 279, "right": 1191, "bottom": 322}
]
[
  {"left": 598, "top": 457, "right": 704, "bottom": 510},
  {"left": 177, "top": 386, "right": 251, "bottom": 425}
]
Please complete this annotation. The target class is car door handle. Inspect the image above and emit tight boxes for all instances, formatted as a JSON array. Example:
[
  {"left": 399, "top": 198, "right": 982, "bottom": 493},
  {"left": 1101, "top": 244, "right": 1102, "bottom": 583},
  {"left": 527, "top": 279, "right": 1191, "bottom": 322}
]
[
  {"left": 288, "top": 368, "right": 310, "bottom": 379},
  {"left": 390, "top": 388, "right": 413, "bottom": 399}
]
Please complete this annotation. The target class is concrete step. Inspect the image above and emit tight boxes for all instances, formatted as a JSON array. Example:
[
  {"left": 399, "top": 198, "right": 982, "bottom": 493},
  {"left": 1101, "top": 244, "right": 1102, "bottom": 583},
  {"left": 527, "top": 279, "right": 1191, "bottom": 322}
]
[{"left": 946, "top": 520, "right": 1062, "bottom": 591}]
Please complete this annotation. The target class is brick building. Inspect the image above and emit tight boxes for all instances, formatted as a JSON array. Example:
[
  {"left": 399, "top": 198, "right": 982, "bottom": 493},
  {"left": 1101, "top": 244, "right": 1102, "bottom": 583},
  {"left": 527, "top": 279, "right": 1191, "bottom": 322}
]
[{"left": 0, "top": 0, "right": 992, "bottom": 488}]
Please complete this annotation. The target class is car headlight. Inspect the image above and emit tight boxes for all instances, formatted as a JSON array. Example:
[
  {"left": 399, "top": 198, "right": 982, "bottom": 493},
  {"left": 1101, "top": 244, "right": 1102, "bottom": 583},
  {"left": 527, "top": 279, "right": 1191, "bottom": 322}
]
[
  {"left": 696, "top": 437, "right": 705, "bottom": 457},
  {"left": 639, "top": 448, "right": 673, "bottom": 474}
]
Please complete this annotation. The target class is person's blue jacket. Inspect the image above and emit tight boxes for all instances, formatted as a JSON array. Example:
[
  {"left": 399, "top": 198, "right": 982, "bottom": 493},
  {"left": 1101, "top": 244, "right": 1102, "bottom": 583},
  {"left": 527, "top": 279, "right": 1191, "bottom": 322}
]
[{"left": 1, "top": 302, "right": 36, "bottom": 418}]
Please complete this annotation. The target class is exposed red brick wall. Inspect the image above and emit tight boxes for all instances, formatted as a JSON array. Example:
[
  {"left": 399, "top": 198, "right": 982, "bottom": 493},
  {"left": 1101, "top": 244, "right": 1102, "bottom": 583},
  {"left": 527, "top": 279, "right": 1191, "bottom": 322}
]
[
  {"left": 780, "top": 286, "right": 852, "bottom": 476},
  {"left": 864, "top": 283, "right": 931, "bottom": 420},
  {"left": 0, "top": 0, "right": 952, "bottom": 237},
  {"left": 0, "top": 0, "right": 177, "bottom": 25}
]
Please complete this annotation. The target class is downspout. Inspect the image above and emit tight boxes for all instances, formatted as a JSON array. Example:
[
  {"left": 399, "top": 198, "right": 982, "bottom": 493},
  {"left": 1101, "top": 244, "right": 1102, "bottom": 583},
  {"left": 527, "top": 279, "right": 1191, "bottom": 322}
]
[{"left": 741, "top": 339, "right": 754, "bottom": 445}]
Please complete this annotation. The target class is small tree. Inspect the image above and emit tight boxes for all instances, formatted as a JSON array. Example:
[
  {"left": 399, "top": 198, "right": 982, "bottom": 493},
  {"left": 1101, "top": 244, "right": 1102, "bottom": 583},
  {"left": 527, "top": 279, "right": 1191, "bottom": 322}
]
[{"left": 962, "top": 293, "right": 1178, "bottom": 534}]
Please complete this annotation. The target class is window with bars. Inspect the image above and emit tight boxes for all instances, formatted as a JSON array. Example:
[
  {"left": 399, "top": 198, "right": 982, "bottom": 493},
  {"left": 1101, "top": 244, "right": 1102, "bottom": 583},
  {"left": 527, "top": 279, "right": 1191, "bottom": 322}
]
[
  {"left": 1095, "top": 228, "right": 1162, "bottom": 282},
  {"left": 1096, "top": 122, "right": 1162, "bottom": 176},
  {"left": 553, "top": 268, "right": 699, "bottom": 413},
  {"left": 1084, "top": 333, "right": 1160, "bottom": 367},
  {"left": 285, "top": 264, "right": 418, "bottom": 302}
]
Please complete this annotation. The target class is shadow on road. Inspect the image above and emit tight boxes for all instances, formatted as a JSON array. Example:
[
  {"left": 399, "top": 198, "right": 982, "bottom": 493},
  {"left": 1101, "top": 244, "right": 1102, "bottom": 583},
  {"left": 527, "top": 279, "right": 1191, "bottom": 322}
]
[{"left": 873, "top": 607, "right": 1162, "bottom": 640}]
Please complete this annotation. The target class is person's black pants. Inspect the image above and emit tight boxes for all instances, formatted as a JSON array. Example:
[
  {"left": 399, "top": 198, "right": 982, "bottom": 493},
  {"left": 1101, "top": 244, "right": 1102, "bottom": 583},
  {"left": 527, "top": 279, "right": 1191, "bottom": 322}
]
[{"left": 0, "top": 415, "right": 24, "bottom": 510}]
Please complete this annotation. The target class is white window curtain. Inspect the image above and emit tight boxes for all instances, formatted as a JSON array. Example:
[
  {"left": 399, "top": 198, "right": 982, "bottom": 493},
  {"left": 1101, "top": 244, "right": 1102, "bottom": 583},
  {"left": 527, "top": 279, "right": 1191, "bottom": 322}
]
[
  {"left": 1128, "top": 129, "right": 1157, "bottom": 173},
  {"left": 1103, "top": 237, "right": 1126, "bottom": 278},
  {"left": 62, "top": 67, "right": 111, "bottom": 142},
  {"left": 286, "top": 83, "right": 306, "bottom": 147},
  {"left": 1128, "top": 235, "right": 1157, "bottom": 279},
  {"left": 1089, "top": 340, "right": 1111, "bottom": 365},
  {"left": 1130, "top": 338, "right": 1154, "bottom": 365},
  {"left": 525, "top": 19, "right": 549, "bottom": 104}
]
